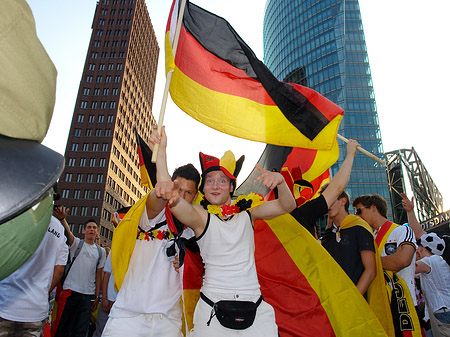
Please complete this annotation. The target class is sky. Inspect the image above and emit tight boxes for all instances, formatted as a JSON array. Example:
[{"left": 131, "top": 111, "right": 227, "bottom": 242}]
[{"left": 27, "top": 0, "right": 450, "bottom": 212}]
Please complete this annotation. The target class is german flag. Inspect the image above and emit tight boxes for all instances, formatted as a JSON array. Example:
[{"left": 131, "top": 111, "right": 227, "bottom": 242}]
[
  {"left": 135, "top": 128, "right": 156, "bottom": 189},
  {"left": 165, "top": 0, "right": 344, "bottom": 150},
  {"left": 235, "top": 145, "right": 389, "bottom": 336}
]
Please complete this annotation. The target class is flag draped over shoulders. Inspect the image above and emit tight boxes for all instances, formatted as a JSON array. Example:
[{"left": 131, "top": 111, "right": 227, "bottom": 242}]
[
  {"left": 256, "top": 214, "right": 388, "bottom": 337},
  {"left": 165, "top": 0, "right": 343, "bottom": 150},
  {"left": 340, "top": 215, "right": 395, "bottom": 337}
]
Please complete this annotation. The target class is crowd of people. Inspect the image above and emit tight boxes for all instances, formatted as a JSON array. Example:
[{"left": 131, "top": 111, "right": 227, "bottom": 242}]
[{"left": 2, "top": 124, "right": 449, "bottom": 337}]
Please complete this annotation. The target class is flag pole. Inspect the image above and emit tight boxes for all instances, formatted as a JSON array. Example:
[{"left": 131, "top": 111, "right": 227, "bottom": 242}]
[
  {"left": 337, "top": 133, "right": 386, "bottom": 165},
  {"left": 152, "top": 0, "right": 188, "bottom": 163}
]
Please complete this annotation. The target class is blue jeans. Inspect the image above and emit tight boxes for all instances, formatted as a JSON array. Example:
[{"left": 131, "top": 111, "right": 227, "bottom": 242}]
[
  {"left": 434, "top": 310, "right": 450, "bottom": 324},
  {"left": 54, "top": 291, "right": 95, "bottom": 337}
]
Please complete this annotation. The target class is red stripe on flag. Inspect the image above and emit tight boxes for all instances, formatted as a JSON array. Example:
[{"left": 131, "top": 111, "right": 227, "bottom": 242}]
[
  {"left": 255, "top": 220, "right": 335, "bottom": 337},
  {"left": 175, "top": 27, "right": 274, "bottom": 106}
]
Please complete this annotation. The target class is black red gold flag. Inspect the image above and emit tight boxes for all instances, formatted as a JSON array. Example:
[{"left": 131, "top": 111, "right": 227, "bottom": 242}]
[
  {"left": 135, "top": 129, "right": 156, "bottom": 189},
  {"left": 165, "top": 0, "right": 344, "bottom": 150}
]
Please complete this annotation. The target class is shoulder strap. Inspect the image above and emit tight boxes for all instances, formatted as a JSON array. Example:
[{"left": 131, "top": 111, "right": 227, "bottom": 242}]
[
  {"left": 95, "top": 243, "right": 103, "bottom": 268},
  {"left": 61, "top": 239, "right": 84, "bottom": 285}
]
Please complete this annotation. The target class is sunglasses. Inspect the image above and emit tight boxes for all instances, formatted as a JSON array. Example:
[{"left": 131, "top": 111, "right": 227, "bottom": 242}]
[{"left": 355, "top": 206, "right": 369, "bottom": 215}]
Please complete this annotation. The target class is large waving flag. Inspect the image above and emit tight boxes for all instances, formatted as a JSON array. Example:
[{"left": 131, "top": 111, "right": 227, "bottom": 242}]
[
  {"left": 236, "top": 144, "right": 389, "bottom": 336},
  {"left": 165, "top": 0, "right": 344, "bottom": 150}
]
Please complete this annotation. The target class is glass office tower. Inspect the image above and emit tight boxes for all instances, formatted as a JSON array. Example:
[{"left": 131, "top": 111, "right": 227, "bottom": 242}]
[{"left": 264, "top": 0, "right": 392, "bottom": 217}]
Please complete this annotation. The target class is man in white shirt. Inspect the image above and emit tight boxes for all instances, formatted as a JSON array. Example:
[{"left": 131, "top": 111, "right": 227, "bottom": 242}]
[
  {"left": 53, "top": 217, "right": 106, "bottom": 337},
  {"left": 102, "top": 127, "right": 200, "bottom": 337},
  {"left": 0, "top": 216, "right": 68, "bottom": 336},
  {"left": 353, "top": 194, "right": 420, "bottom": 335}
]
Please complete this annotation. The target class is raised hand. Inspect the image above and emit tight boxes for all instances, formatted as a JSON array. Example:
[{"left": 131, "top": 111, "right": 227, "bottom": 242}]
[
  {"left": 53, "top": 205, "right": 69, "bottom": 220},
  {"left": 401, "top": 193, "right": 414, "bottom": 212},
  {"left": 253, "top": 164, "right": 283, "bottom": 190}
]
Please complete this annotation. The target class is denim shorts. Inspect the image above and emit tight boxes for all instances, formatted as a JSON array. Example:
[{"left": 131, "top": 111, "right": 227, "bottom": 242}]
[{"left": 434, "top": 310, "right": 450, "bottom": 324}]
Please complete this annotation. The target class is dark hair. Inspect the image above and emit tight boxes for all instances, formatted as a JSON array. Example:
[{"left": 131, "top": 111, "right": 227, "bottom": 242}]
[
  {"left": 352, "top": 194, "right": 387, "bottom": 218},
  {"left": 84, "top": 219, "right": 98, "bottom": 227},
  {"left": 319, "top": 183, "right": 350, "bottom": 213},
  {"left": 172, "top": 164, "right": 200, "bottom": 187}
]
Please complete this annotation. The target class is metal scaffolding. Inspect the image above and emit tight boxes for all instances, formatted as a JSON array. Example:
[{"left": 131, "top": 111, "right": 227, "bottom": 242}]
[{"left": 385, "top": 148, "right": 443, "bottom": 224}]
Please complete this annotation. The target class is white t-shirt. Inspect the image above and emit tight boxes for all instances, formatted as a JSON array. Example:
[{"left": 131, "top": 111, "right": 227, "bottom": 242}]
[
  {"left": 0, "top": 217, "right": 68, "bottom": 322},
  {"left": 103, "top": 254, "right": 117, "bottom": 302},
  {"left": 63, "top": 237, "right": 106, "bottom": 295},
  {"left": 110, "top": 208, "right": 187, "bottom": 327},
  {"left": 197, "top": 211, "right": 260, "bottom": 295},
  {"left": 378, "top": 224, "right": 417, "bottom": 305},
  {"left": 419, "top": 255, "right": 450, "bottom": 313}
]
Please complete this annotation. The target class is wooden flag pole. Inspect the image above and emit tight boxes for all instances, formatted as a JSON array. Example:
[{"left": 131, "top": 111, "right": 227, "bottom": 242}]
[
  {"left": 151, "top": 0, "right": 187, "bottom": 163},
  {"left": 337, "top": 133, "right": 386, "bottom": 165}
]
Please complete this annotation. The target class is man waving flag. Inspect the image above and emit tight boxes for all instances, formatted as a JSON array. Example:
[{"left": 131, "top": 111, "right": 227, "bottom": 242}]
[{"left": 165, "top": 0, "right": 344, "bottom": 150}]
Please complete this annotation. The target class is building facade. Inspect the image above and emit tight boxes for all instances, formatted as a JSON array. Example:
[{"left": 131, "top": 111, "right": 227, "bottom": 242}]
[
  {"left": 263, "top": 0, "right": 392, "bottom": 217},
  {"left": 58, "top": 0, "right": 159, "bottom": 243}
]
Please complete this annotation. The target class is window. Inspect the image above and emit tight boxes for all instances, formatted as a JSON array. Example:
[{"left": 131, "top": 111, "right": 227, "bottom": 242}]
[
  {"left": 77, "top": 173, "right": 83, "bottom": 182},
  {"left": 109, "top": 101, "right": 116, "bottom": 109},
  {"left": 108, "top": 19, "right": 114, "bottom": 25},
  {"left": 103, "top": 88, "right": 109, "bottom": 96},
  {"left": 112, "top": 41, "right": 119, "bottom": 47},
  {"left": 85, "top": 129, "right": 92, "bottom": 136},
  {"left": 99, "top": 158, "right": 106, "bottom": 167},
  {"left": 71, "top": 143, "right": 78, "bottom": 151},
  {"left": 91, "top": 207, "right": 99, "bottom": 217},
  {"left": 108, "top": 63, "right": 114, "bottom": 70},
  {"left": 80, "top": 101, "right": 87, "bottom": 109},
  {"left": 119, "top": 52, "right": 125, "bottom": 58},
  {"left": 86, "top": 174, "right": 94, "bottom": 183},
  {"left": 106, "top": 30, "right": 112, "bottom": 36},
  {"left": 77, "top": 114, "right": 85, "bottom": 123},
  {"left": 88, "top": 114, "right": 95, "bottom": 123},
  {"left": 88, "top": 63, "right": 95, "bottom": 70},
  {"left": 101, "top": 8, "right": 107, "bottom": 15},
  {"left": 97, "top": 174, "right": 104, "bottom": 183},
  {"left": 82, "top": 143, "right": 89, "bottom": 151},
  {"left": 80, "top": 158, "right": 86, "bottom": 167},
  {"left": 93, "top": 88, "right": 100, "bottom": 96},
  {"left": 90, "top": 158, "right": 96, "bottom": 166},
  {"left": 96, "top": 30, "right": 103, "bottom": 36},
  {"left": 92, "top": 143, "right": 99, "bottom": 151},
  {"left": 86, "top": 76, "right": 93, "bottom": 83},
  {"left": 74, "top": 128, "right": 82, "bottom": 136},
  {"left": 82, "top": 88, "right": 90, "bottom": 95},
  {"left": 112, "top": 88, "right": 118, "bottom": 96},
  {"left": 107, "top": 115, "right": 114, "bottom": 123},
  {"left": 116, "top": 63, "right": 123, "bottom": 70},
  {"left": 68, "top": 158, "right": 76, "bottom": 166},
  {"left": 62, "top": 189, "right": 69, "bottom": 199},
  {"left": 102, "top": 143, "right": 109, "bottom": 151},
  {"left": 98, "top": 115, "right": 104, "bottom": 123},
  {"left": 65, "top": 173, "right": 72, "bottom": 182},
  {"left": 94, "top": 190, "right": 101, "bottom": 199},
  {"left": 74, "top": 190, "right": 81, "bottom": 199},
  {"left": 99, "top": 19, "right": 105, "bottom": 25},
  {"left": 100, "top": 101, "right": 107, "bottom": 109},
  {"left": 91, "top": 52, "right": 98, "bottom": 59},
  {"left": 105, "top": 129, "right": 112, "bottom": 136},
  {"left": 99, "top": 63, "right": 105, "bottom": 70},
  {"left": 96, "top": 76, "right": 103, "bottom": 83},
  {"left": 114, "top": 75, "right": 121, "bottom": 83},
  {"left": 110, "top": 52, "right": 116, "bottom": 58},
  {"left": 71, "top": 207, "right": 78, "bottom": 216},
  {"left": 81, "top": 207, "right": 89, "bottom": 216},
  {"left": 105, "top": 75, "right": 111, "bottom": 83},
  {"left": 95, "top": 129, "right": 102, "bottom": 137},
  {"left": 84, "top": 190, "right": 90, "bottom": 199}
]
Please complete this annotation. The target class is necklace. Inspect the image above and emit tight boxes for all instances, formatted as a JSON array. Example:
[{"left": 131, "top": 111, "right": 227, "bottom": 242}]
[{"left": 206, "top": 193, "right": 265, "bottom": 218}]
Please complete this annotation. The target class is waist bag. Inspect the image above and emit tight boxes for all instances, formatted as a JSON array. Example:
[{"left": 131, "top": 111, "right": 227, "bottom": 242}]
[{"left": 200, "top": 292, "right": 263, "bottom": 330}]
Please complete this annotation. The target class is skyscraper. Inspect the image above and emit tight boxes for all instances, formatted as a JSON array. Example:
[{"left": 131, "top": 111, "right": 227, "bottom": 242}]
[
  {"left": 263, "top": 0, "right": 392, "bottom": 217},
  {"left": 57, "top": 0, "right": 159, "bottom": 243}
]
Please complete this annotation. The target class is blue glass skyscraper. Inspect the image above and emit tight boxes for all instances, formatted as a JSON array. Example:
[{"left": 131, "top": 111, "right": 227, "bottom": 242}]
[{"left": 264, "top": 0, "right": 391, "bottom": 217}]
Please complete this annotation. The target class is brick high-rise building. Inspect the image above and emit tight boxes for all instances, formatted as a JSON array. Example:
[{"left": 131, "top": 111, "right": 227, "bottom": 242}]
[{"left": 58, "top": 0, "right": 159, "bottom": 244}]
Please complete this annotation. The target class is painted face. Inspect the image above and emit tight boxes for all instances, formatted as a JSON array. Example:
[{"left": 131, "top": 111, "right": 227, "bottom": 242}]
[
  {"left": 175, "top": 177, "right": 198, "bottom": 204},
  {"left": 203, "top": 170, "right": 233, "bottom": 205},
  {"left": 84, "top": 221, "right": 98, "bottom": 240}
]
